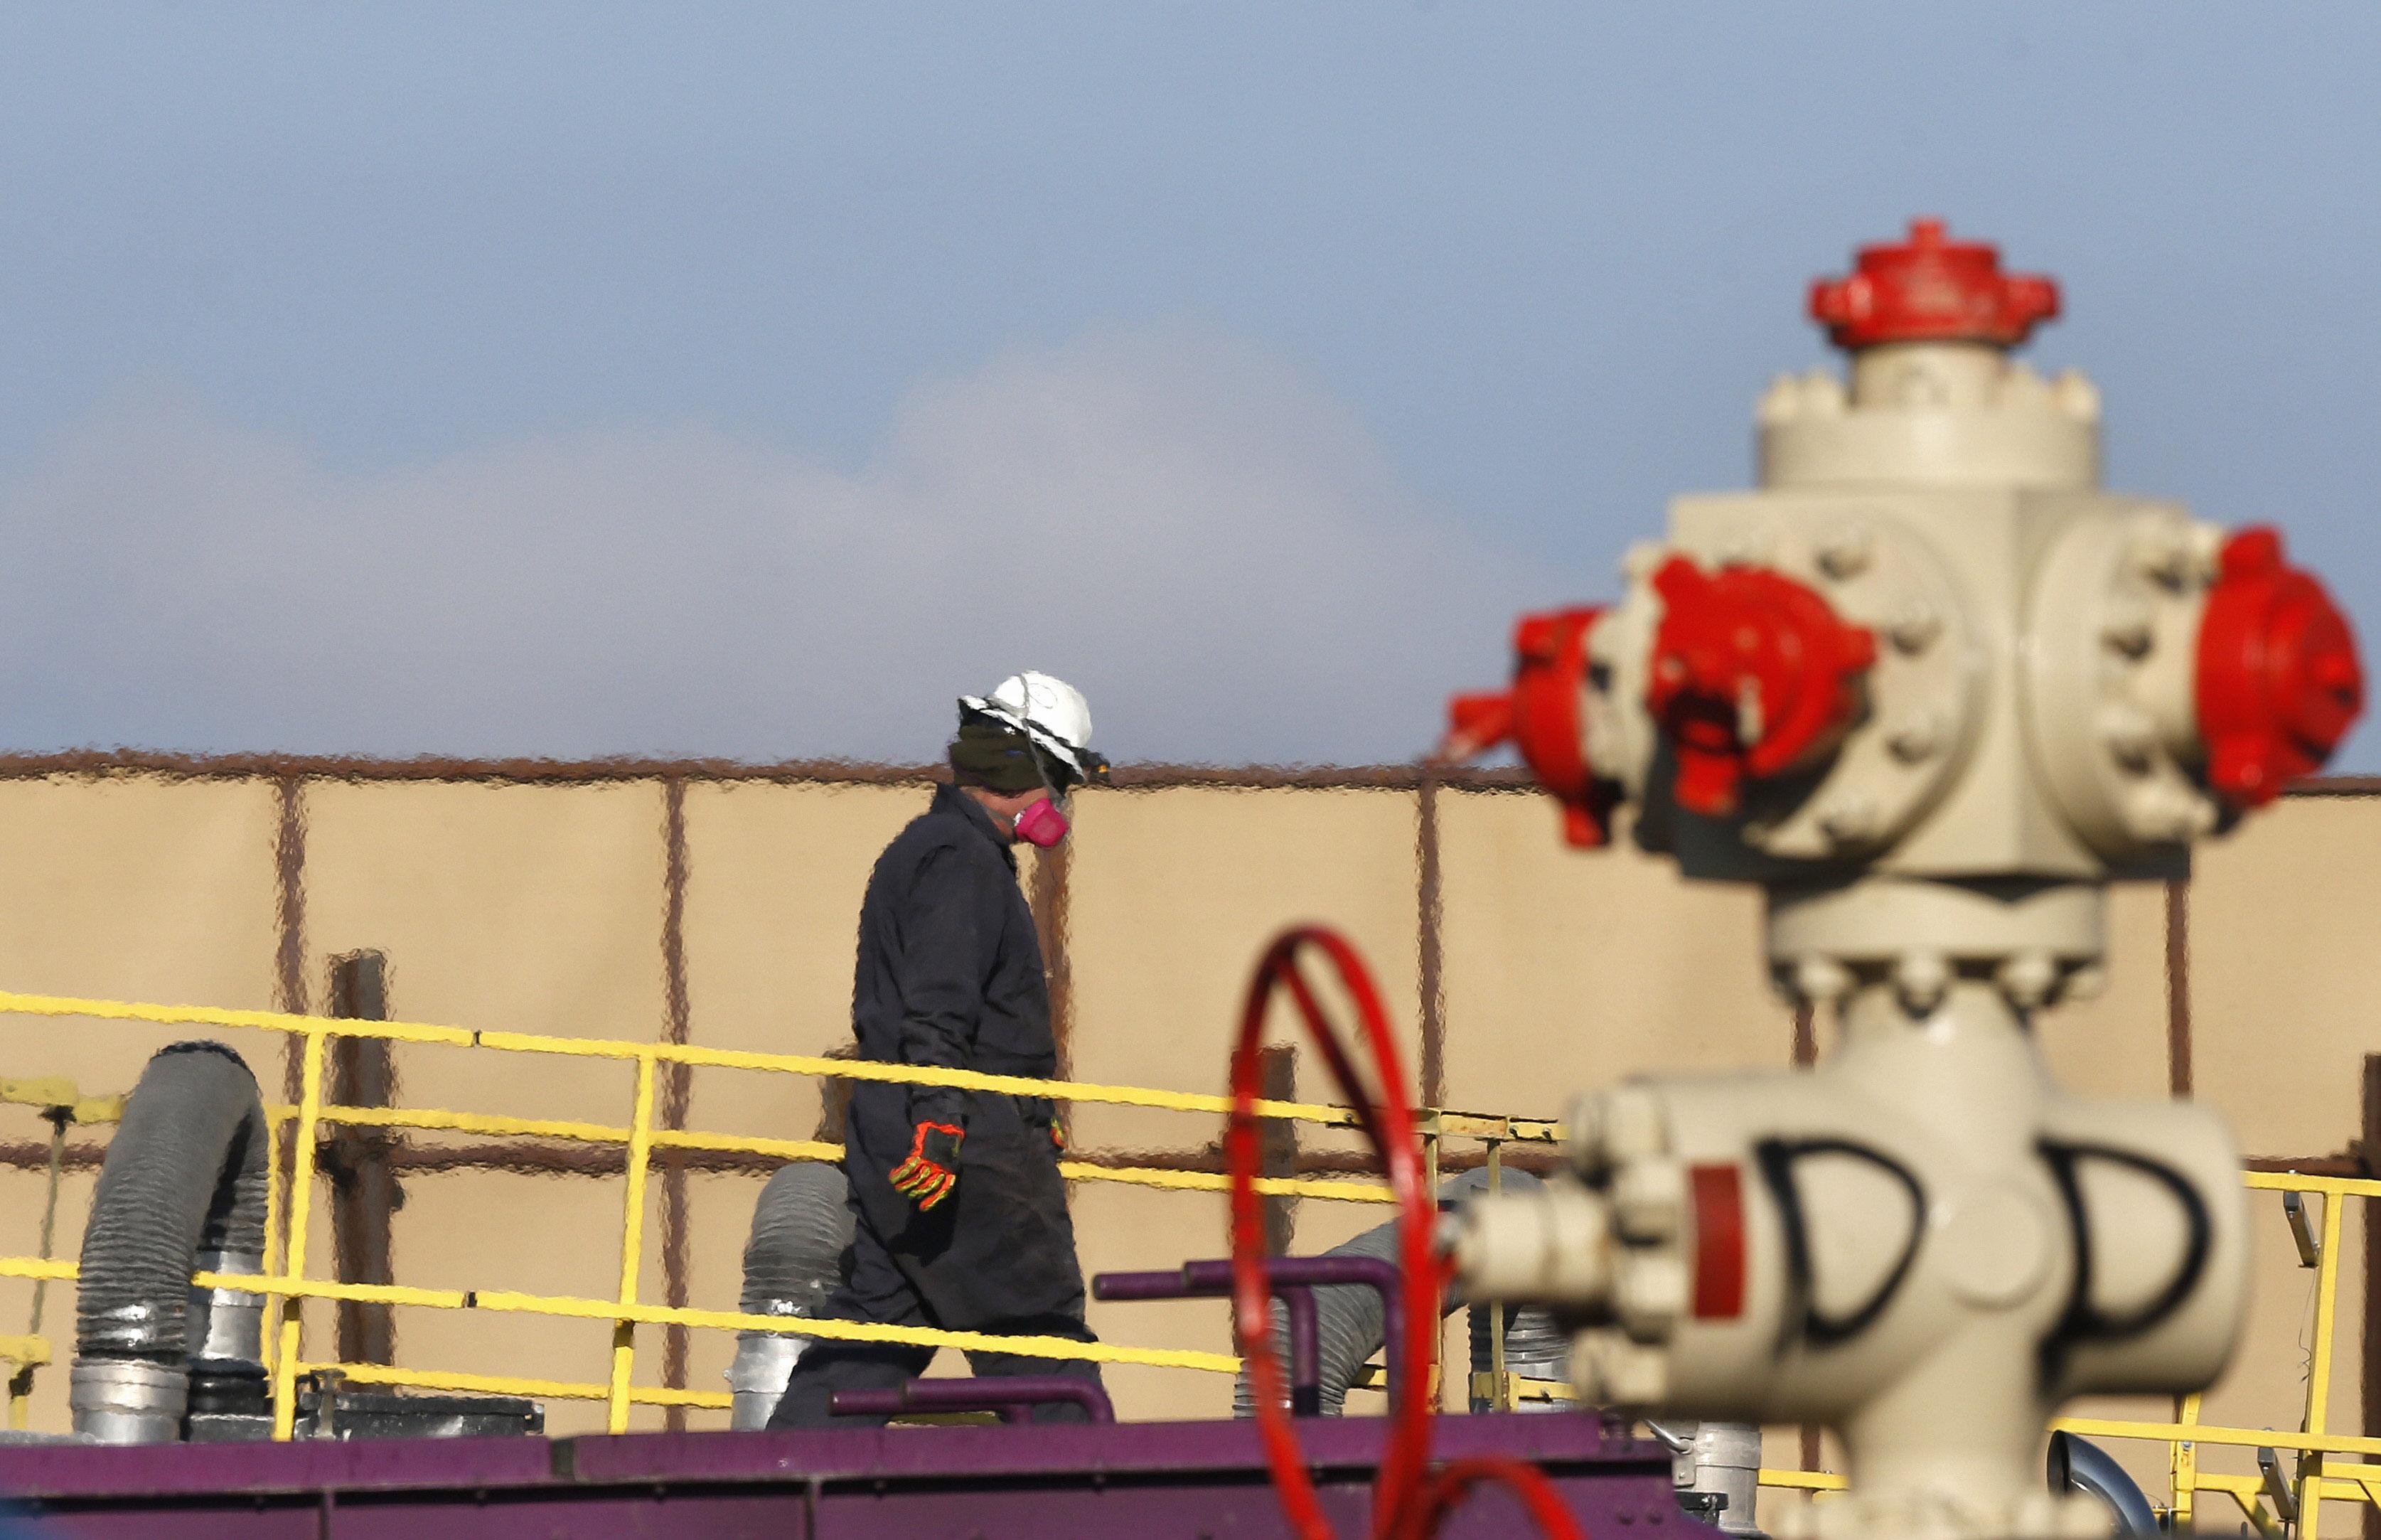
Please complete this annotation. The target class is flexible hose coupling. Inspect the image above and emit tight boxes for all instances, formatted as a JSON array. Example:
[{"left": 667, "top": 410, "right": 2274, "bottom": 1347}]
[
  {"left": 727, "top": 1302, "right": 815, "bottom": 1431},
  {"left": 70, "top": 1358, "right": 186, "bottom": 1444}
]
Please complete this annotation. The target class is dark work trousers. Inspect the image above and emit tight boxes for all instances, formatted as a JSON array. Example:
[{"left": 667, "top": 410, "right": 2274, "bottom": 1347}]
[{"left": 767, "top": 1198, "right": 1105, "bottom": 1428}]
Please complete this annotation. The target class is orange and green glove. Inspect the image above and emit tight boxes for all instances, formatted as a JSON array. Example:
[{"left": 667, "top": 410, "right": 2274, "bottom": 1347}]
[{"left": 889, "top": 1121, "right": 964, "bottom": 1211}]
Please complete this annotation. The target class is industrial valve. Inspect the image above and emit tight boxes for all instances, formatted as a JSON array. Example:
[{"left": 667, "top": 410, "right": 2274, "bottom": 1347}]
[
  {"left": 1642, "top": 556, "right": 1878, "bottom": 818},
  {"left": 1447, "top": 217, "right": 2363, "bottom": 878},
  {"left": 1446, "top": 608, "right": 1615, "bottom": 845},
  {"left": 1448, "top": 1019, "right": 2246, "bottom": 1540},
  {"left": 2195, "top": 526, "right": 2365, "bottom": 807},
  {"left": 1440, "top": 219, "right": 2364, "bottom": 1540}
]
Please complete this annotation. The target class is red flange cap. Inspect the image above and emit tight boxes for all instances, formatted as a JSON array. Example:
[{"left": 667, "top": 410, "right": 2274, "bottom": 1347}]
[
  {"left": 2195, "top": 526, "right": 2364, "bottom": 807},
  {"left": 1809, "top": 218, "right": 2060, "bottom": 351},
  {"left": 1440, "top": 606, "right": 1615, "bottom": 847},
  {"left": 1646, "top": 558, "right": 1877, "bottom": 817}
]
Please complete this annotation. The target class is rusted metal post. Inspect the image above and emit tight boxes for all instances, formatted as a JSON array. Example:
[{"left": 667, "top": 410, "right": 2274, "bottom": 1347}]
[
  {"left": 1258, "top": 1044, "right": 1298, "bottom": 1257},
  {"left": 2166, "top": 878, "right": 2193, "bottom": 1099},
  {"left": 658, "top": 777, "right": 695, "bottom": 1431},
  {"left": 272, "top": 776, "right": 309, "bottom": 1282},
  {"left": 325, "top": 951, "right": 399, "bottom": 1367},
  {"left": 1416, "top": 769, "right": 1447, "bottom": 1111}
]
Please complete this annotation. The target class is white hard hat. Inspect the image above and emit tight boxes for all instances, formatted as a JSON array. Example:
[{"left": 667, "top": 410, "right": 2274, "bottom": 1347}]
[{"left": 958, "top": 672, "right": 1105, "bottom": 782}]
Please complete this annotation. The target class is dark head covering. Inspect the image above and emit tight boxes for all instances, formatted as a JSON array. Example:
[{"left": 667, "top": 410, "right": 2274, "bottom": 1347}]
[{"left": 948, "top": 720, "right": 1048, "bottom": 794}]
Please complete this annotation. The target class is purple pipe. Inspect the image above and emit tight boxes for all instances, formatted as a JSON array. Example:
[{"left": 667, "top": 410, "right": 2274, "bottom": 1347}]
[
  {"left": 1184, "top": 1256, "right": 1407, "bottom": 1406},
  {"left": 1095, "top": 1269, "right": 1323, "bottom": 1416},
  {"left": 830, "top": 1375, "right": 1115, "bottom": 1424},
  {"left": 1278, "top": 1285, "right": 1320, "bottom": 1417},
  {"left": 1093, "top": 1255, "right": 1407, "bottom": 1411}
]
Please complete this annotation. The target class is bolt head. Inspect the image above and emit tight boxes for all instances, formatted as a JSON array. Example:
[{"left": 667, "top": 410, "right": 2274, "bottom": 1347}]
[
  {"left": 1817, "top": 796, "right": 1880, "bottom": 846},
  {"left": 2099, "top": 601, "right": 2155, "bottom": 660},
  {"left": 1893, "top": 949, "right": 1952, "bottom": 1014},
  {"left": 1719, "top": 530, "right": 1775, "bottom": 570},
  {"left": 2124, "top": 781, "right": 2218, "bottom": 843},
  {"left": 2052, "top": 369, "right": 2102, "bottom": 423},
  {"left": 1886, "top": 711, "right": 1943, "bottom": 763},
  {"left": 1791, "top": 953, "right": 1853, "bottom": 1007},
  {"left": 2096, "top": 702, "right": 2156, "bottom": 773},
  {"left": 1615, "top": 1253, "right": 1689, "bottom": 1341},
  {"left": 2187, "top": 521, "right": 2226, "bottom": 583},
  {"left": 1816, "top": 525, "right": 1873, "bottom": 580},
  {"left": 1885, "top": 601, "right": 1942, "bottom": 653},
  {"left": 1799, "top": 369, "right": 1847, "bottom": 417},
  {"left": 1573, "top": 1328, "right": 1668, "bottom": 1408},
  {"left": 1610, "top": 1157, "right": 1685, "bottom": 1244},
  {"left": 2131, "top": 525, "right": 2193, "bottom": 587},
  {"left": 1570, "top": 1088, "right": 1668, "bottom": 1177},
  {"left": 1621, "top": 540, "right": 1669, "bottom": 583},
  {"left": 1995, "top": 951, "right": 2060, "bottom": 1010}
]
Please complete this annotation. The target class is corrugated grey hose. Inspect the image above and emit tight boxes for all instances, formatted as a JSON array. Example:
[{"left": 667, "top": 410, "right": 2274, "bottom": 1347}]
[
  {"left": 729, "top": 1160, "right": 855, "bottom": 1429},
  {"left": 71, "top": 1042, "right": 271, "bottom": 1443},
  {"left": 1234, "top": 1167, "right": 1556, "bottom": 1417}
]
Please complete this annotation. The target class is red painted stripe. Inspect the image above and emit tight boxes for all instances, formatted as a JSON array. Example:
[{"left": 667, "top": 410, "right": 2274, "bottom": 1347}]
[{"left": 1691, "top": 1162, "right": 1748, "bottom": 1320}]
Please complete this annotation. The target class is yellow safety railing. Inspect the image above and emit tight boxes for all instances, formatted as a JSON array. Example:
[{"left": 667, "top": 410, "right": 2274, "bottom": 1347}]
[
  {"left": 9, "top": 982, "right": 2363, "bottom": 1519},
  {"left": 1753, "top": 1170, "right": 2380, "bottom": 1539},
  {"left": 0, "top": 988, "right": 1559, "bottom": 1435}
]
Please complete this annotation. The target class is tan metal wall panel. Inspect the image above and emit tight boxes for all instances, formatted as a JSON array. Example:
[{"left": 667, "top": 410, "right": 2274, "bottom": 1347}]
[
  {"left": 1062, "top": 785, "right": 1424, "bottom": 1155},
  {"left": 295, "top": 778, "right": 672, "bottom": 1429},
  {"left": 2193, "top": 798, "right": 2381, "bottom": 1153},
  {"left": 296, "top": 777, "right": 670, "bottom": 1114},
  {"left": 0, "top": 773, "right": 284, "bottom": 1433},
  {"left": 1435, "top": 794, "right": 1790, "bottom": 1111},
  {"left": 1059, "top": 786, "right": 1423, "bottom": 1421},
  {"left": 2034, "top": 878, "right": 2171, "bottom": 1102},
  {"left": 676, "top": 780, "right": 925, "bottom": 1140}
]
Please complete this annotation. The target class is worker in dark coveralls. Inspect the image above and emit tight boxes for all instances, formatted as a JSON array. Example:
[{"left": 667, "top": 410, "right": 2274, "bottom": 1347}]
[{"left": 769, "top": 671, "right": 1111, "bottom": 1427}]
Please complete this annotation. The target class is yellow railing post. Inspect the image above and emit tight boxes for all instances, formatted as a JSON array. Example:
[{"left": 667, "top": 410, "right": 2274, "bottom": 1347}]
[
  {"left": 607, "top": 1050, "right": 658, "bottom": 1434},
  {"left": 259, "top": 1104, "right": 291, "bottom": 1390},
  {"left": 1486, "top": 1135, "right": 1510, "bottom": 1412},
  {"left": 1419, "top": 1113, "right": 1445, "bottom": 1410},
  {"left": 2301, "top": 1188, "right": 2345, "bottom": 1540},
  {"left": 271, "top": 1027, "right": 329, "bottom": 1439},
  {"left": 2171, "top": 1392, "right": 2200, "bottom": 1528}
]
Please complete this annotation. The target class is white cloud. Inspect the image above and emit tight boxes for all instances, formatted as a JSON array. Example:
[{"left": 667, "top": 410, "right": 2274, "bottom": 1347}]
[{"left": 0, "top": 326, "right": 1556, "bottom": 765}]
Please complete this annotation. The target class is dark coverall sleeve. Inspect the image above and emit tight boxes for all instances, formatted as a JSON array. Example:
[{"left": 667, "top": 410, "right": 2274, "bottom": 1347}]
[{"left": 892, "top": 846, "right": 980, "bottom": 1132}]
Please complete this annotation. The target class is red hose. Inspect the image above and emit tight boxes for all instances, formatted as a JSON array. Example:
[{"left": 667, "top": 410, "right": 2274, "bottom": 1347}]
[{"left": 1225, "top": 926, "right": 1584, "bottom": 1540}]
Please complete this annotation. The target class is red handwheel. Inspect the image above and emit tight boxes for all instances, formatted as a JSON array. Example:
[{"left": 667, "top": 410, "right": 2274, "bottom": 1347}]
[{"left": 1224, "top": 926, "right": 1585, "bottom": 1540}]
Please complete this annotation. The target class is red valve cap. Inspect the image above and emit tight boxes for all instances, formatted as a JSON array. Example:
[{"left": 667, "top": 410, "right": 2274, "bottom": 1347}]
[
  {"left": 1647, "top": 557, "right": 1877, "bottom": 818},
  {"left": 1438, "top": 606, "right": 1616, "bottom": 847},
  {"left": 2196, "top": 525, "right": 2364, "bottom": 808},
  {"left": 1809, "top": 218, "right": 2060, "bottom": 351}
]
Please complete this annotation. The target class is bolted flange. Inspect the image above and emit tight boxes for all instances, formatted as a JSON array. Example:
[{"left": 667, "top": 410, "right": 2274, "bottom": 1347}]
[
  {"left": 1645, "top": 557, "right": 1878, "bottom": 817},
  {"left": 1442, "top": 606, "right": 1619, "bottom": 847},
  {"left": 2195, "top": 525, "right": 2364, "bottom": 808},
  {"left": 1809, "top": 218, "right": 2060, "bottom": 352}
]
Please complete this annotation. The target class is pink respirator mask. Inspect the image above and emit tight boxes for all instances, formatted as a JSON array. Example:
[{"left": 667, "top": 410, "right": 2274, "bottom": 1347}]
[
  {"left": 1012, "top": 796, "right": 1071, "bottom": 849},
  {"left": 1010, "top": 734, "right": 1076, "bottom": 848}
]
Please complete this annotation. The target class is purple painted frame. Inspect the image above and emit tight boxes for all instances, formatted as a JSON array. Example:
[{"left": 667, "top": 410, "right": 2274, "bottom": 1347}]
[{"left": 0, "top": 1414, "right": 1703, "bottom": 1539}]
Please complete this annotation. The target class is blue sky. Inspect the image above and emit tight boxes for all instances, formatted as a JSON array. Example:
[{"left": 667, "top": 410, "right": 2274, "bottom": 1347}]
[{"left": 0, "top": 4, "right": 2375, "bottom": 768}]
